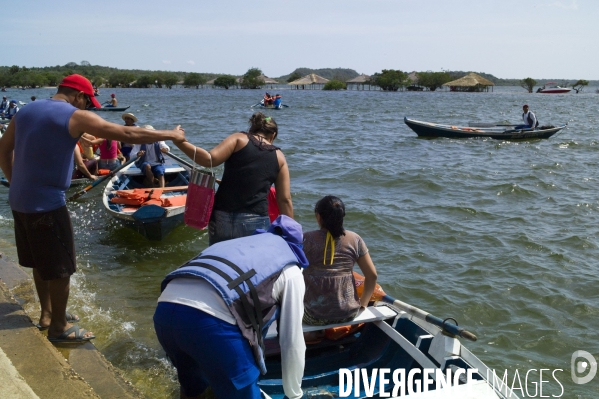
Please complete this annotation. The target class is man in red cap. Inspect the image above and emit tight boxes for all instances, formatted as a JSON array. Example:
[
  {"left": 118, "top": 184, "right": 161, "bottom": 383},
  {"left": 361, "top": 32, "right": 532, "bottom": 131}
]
[{"left": 0, "top": 74, "right": 185, "bottom": 343}]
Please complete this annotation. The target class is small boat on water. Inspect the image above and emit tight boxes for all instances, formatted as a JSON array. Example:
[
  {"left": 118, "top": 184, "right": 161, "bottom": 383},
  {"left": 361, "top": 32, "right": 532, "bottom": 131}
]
[
  {"left": 404, "top": 117, "right": 566, "bottom": 140},
  {"left": 536, "top": 82, "right": 572, "bottom": 94},
  {"left": 260, "top": 301, "right": 512, "bottom": 398},
  {"left": 102, "top": 158, "right": 190, "bottom": 240},
  {"left": 90, "top": 106, "right": 131, "bottom": 112},
  {"left": 252, "top": 100, "right": 288, "bottom": 109}
]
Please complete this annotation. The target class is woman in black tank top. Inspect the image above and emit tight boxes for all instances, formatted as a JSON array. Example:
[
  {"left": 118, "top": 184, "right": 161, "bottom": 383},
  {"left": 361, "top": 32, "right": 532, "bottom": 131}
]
[{"left": 173, "top": 112, "right": 293, "bottom": 245}]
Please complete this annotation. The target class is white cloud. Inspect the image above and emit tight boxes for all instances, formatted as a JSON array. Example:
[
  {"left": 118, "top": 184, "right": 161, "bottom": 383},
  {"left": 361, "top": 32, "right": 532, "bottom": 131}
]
[
  {"left": 187, "top": 60, "right": 195, "bottom": 65},
  {"left": 162, "top": 60, "right": 171, "bottom": 64}
]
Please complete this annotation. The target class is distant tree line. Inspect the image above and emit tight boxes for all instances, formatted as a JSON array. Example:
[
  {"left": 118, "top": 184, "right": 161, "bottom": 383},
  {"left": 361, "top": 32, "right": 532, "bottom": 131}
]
[{"left": 0, "top": 62, "right": 594, "bottom": 92}]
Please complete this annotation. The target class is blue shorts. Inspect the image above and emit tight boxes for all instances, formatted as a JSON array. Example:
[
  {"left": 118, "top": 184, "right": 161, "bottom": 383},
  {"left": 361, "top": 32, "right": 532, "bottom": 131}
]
[
  {"left": 153, "top": 302, "right": 262, "bottom": 399},
  {"left": 140, "top": 162, "right": 165, "bottom": 177}
]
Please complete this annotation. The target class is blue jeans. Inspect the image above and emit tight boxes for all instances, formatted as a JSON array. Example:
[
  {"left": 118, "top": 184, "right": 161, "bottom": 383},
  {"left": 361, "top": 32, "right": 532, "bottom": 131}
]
[
  {"left": 98, "top": 159, "right": 121, "bottom": 171},
  {"left": 208, "top": 210, "right": 270, "bottom": 246},
  {"left": 153, "top": 302, "right": 262, "bottom": 399}
]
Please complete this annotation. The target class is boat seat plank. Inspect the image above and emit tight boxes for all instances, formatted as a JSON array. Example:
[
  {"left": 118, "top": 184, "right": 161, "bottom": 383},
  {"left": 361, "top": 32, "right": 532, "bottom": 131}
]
[
  {"left": 302, "top": 306, "right": 398, "bottom": 332},
  {"left": 265, "top": 306, "right": 397, "bottom": 339}
]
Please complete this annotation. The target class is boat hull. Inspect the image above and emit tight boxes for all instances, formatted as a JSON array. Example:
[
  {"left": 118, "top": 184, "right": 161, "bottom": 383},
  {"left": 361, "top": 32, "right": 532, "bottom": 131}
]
[
  {"left": 90, "top": 106, "right": 131, "bottom": 112},
  {"left": 259, "top": 304, "right": 511, "bottom": 398},
  {"left": 538, "top": 89, "right": 571, "bottom": 94},
  {"left": 404, "top": 117, "right": 565, "bottom": 140},
  {"left": 102, "top": 159, "right": 190, "bottom": 240}
]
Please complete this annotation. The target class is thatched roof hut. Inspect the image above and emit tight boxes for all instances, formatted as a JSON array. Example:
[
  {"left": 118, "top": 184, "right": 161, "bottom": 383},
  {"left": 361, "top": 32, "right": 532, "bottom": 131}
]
[
  {"left": 346, "top": 74, "right": 374, "bottom": 91},
  {"left": 442, "top": 72, "right": 494, "bottom": 92},
  {"left": 288, "top": 74, "right": 329, "bottom": 90},
  {"left": 259, "top": 75, "right": 279, "bottom": 84}
]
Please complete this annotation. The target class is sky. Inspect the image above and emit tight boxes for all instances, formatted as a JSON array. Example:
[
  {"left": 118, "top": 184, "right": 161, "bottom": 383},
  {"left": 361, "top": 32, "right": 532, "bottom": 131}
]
[{"left": 4, "top": 0, "right": 596, "bottom": 80}]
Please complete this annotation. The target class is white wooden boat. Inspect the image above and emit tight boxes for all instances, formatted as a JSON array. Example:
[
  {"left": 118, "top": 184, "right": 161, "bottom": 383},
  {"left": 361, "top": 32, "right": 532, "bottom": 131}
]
[{"left": 102, "top": 158, "right": 190, "bottom": 240}]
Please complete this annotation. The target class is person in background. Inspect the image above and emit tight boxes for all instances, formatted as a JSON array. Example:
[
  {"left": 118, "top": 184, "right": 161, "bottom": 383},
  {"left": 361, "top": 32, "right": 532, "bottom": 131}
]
[
  {"left": 130, "top": 125, "right": 169, "bottom": 187},
  {"left": 263, "top": 92, "right": 273, "bottom": 105},
  {"left": 302, "top": 195, "right": 378, "bottom": 342},
  {"left": 93, "top": 87, "right": 100, "bottom": 96},
  {"left": 120, "top": 112, "right": 137, "bottom": 161},
  {"left": 72, "top": 146, "right": 97, "bottom": 181},
  {"left": 105, "top": 93, "right": 117, "bottom": 107},
  {"left": 273, "top": 94, "right": 282, "bottom": 108},
  {"left": 0, "top": 73, "right": 184, "bottom": 343},
  {"left": 30, "top": 96, "right": 36, "bottom": 102},
  {"left": 91, "top": 136, "right": 121, "bottom": 171},
  {"left": 515, "top": 104, "right": 538, "bottom": 130},
  {"left": 3, "top": 100, "right": 19, "bottom": 119},
  {"left": 0, "top": 96, "right": 8, "bottom": 112},
  {"left": 173, "top": 112, "right": 293, "bottom": 245},
  {"left": 154, "top": 215, "right": 306, "bottom": 399}
]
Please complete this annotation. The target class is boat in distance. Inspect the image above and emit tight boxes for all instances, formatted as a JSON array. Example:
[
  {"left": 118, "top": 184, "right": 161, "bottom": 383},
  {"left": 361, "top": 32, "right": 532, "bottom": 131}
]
[
  {"left": 102, "top": 158, "right": 190, "bottom": 240},
  {"left": 536, "top": 82, "right": 572, "bottom": 94},
  {"left": 90, "top": 105, "right": 131, "bottom": 112},
  {"left": 259, "top": 302, "right": 514, "bottom": 398},
  {"left": 404, "top": 117, "right": 565, "bottom": 140}
]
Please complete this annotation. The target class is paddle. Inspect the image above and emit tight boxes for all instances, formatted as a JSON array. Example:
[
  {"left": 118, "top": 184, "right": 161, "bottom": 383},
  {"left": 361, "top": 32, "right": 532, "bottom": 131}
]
[
  {"left": 67, "top": 156, "right": 140, "bottom": 202},
  {"left": 0, "top": 177, "right": 9, "bottom": 188},
  {"left": 353, "top": 272, "right": 477, "bottom": 342},
  {"left": 251, "top": 102, "right": 262, "bottom": 108},
  {"left": 164, "top": 151, "right": 194, "bottom": 169}
]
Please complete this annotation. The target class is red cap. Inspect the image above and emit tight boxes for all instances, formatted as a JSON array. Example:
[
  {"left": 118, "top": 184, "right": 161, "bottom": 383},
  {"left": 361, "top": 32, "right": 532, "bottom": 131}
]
[
  {"left": 59, "top": 74, "right": 102, "bottom": 109},
  {"left": 523, "top": 104, "right": 529, "bottom": 108},
  {"left": 111, "top": 93, "right": 115, "bottom": 97}
]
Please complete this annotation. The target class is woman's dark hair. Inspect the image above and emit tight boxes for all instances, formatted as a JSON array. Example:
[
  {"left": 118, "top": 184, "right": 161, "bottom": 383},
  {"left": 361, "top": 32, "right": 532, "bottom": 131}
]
[
  {"left": 248, "top": 112, "right": 278, "bottom": 139},
  {"left": 315, "top": 195, "right": 346, "bottom": 238}
]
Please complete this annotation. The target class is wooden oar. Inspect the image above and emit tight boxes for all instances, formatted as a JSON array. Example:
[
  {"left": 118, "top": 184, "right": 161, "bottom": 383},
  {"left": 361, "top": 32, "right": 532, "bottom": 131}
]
[
  {"left": 164, "top": 151, "right": 194, "bottom": 169},
  {"left": 353, "top": 272, "right": 477, "bottom": 341},
  {"left": 67, "top": 156, "right": 140, "bottom": 202}
]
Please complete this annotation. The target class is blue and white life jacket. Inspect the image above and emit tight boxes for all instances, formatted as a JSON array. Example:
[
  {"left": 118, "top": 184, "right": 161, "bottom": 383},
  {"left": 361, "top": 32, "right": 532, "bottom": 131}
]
[
  {"left": 0, "top": 100, "right": 8, "bottom": 111},
  {"left": 161, "top": 232, "right": 299, "bottom": 374}
]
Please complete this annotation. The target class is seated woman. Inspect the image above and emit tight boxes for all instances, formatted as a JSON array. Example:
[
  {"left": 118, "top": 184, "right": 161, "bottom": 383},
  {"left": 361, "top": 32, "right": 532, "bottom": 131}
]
[
  {"left": 302, "top": 195, "right": 377, "bottom": 340},
  {"left": 72, "top": 147, "right": 97, "bottom": 181},
  {"left": 91, "top": 137, "right": 121, "bottom": 171}
]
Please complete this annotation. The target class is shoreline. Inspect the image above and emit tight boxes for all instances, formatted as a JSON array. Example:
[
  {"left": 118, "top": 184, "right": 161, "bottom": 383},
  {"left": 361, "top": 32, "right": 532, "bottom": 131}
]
[{"left": 0, "top": 252, "right": 144, "bottom": 399}]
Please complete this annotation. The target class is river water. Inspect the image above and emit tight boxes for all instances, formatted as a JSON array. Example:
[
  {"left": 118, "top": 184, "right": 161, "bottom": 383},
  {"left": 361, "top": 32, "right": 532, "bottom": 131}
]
[{"left": 0, "top": 86, "right": 598, "bottom": 398}]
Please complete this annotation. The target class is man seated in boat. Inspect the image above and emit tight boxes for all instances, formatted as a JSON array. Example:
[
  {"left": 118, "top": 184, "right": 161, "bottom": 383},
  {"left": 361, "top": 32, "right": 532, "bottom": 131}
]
[
  {"left": 131, "top": 125, "right": 170, "bottom": 187},
  {"left": 104, "top": 93, "right": 117, "bottom": 108},
  {"left": 273, "top": 94, "right": 282, "bottom": 108},
  {"left": 515, "top": 104, "right": 538, "bottom": 130},
  {"left": 2, "top": 100, "right": 19, "bottom": 119},
  {"left": 0, "top": 96, "right": 8, "bottom": 112},
  {"left": 120, "top": 112, "right": 137, "bottom": 161},
  {"left": 154, "top": 215, "right": 306, "bottom": 399}
]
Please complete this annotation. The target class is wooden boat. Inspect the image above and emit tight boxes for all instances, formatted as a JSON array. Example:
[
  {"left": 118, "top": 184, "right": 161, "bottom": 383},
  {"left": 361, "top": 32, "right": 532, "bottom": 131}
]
[
  {"left": 102, "top": 158, "right": 190, "bottom": 240},
  {"left": 90, "top": 106, "right": 131, "bottom": 112},
  {"left": 536, "top": 82, "right": 572, "bottom": 94},
  {"left": 404, "top": 117, "right": 565, "bottom": 140},
  {"left": 260, "top": 303, "right": 513, "bottom": 398}
]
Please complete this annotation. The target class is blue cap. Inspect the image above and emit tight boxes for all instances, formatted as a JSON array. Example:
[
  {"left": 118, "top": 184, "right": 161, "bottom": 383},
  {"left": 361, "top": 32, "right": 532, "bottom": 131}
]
[
  {"left": 257, "top": 215, "right": 309, "bottom": 267},
  {"left": 9, "top": 100, "right": 16, "bottom": 104}
]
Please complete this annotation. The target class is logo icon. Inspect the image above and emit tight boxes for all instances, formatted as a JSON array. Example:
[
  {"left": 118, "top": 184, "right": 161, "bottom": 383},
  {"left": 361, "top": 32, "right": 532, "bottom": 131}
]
[{"left": 571, "top": 350, "right": 597, "bottom": 385}]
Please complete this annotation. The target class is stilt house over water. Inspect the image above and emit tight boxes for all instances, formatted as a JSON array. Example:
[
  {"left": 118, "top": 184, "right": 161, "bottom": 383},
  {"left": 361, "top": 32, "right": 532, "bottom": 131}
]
[
  {"left": 442, "top": 72, "right": 494, "bottom": 92},
  {"left": 288, "top": 74, "right": 329, "bottom": 90}
]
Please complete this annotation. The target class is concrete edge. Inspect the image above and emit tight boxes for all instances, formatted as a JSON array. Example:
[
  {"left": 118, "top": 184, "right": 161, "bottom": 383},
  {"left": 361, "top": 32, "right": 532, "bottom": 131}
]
[{"left": 0, "top": 252, "right": 145, "bottom": 399}]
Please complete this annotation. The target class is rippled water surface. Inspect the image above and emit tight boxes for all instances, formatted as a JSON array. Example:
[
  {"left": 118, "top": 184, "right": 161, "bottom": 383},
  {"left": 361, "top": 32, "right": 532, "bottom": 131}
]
[{"left": 1, "top": 86, "right": 598, "bottom": 398}]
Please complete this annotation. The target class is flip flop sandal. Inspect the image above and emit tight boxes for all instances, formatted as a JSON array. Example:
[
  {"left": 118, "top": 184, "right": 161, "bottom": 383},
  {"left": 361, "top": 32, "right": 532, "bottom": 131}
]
[
  {"left": 48, "top": 325, "right": 95, "bottom": 344},
  {"left": 35, "top": 312, "right": 81, "bottom": 331}
]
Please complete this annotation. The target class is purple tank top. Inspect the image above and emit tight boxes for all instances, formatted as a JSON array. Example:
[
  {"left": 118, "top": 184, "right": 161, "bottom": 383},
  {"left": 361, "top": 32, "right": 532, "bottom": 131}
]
[{"left": 9, "top": 99, "right": 79, "bottom": 213}]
